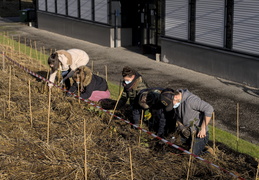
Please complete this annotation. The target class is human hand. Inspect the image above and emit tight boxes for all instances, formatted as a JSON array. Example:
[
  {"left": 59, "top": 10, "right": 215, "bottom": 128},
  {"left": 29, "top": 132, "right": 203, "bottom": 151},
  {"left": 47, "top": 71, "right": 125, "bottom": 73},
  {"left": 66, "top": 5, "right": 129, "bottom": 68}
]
[
  {"left": 48, "top": 83, "right": 53, "bottom": 88},
  {"left": 197, "top": 128, "right": 206, "bottom": 138},
  {"left": 59, "top": 80, "right": 64, "bottom": 85}
]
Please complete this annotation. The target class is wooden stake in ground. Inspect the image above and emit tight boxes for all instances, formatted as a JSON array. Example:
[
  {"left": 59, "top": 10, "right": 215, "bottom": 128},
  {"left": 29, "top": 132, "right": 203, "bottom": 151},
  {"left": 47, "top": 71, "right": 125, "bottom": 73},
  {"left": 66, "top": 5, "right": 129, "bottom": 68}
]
[
  {"left": 44, "top": 68, "right": 50, "bottom": 93},
  {"left": 128, "top": 147, "right": 134, "bottom": 180},
  {"left": 236, "top": 103, "right": 240, "bottom": 151},
  {"left": 91, "top": 61, "right": 94, "bottom": 72},
  {"left": 212, "top": 112, "right": 216, "bottom": 153},
  {"left": 28, "top": 80, "right": 33, "bottom": 127},
  {"left": 8, "top": 66, "right": 11, "bottom": 110},
  {"left": 24, "top": 37, "right": 27, "bottom": 54},
  {"left": 77, "top": 74, "right": 80, "bottom": 103},
  {"left": 138, "top": 110, "right": 144, "bottom": 146},
  {"left": 47, "top": 89, "right": 52, "bottom": 144},
  {"left": 2, "top": 51, "right": 5, "bottom": 71},
  {"left": 34, "top": 41, "right": 38, "bottom": 60},
  {"left": 108, "top": 88, "right": 123, "bottom": 125},
  {"left": 105, "top": 65, "right": 108, "bottom": 82},
  {"left": 18, "top": 35, "right": 20, "bottom": 56},
  {"left": 84, "top": 118, "right": 88, "bottom": 180},
  {"left": 186, "top": 127, "right": 195, "bottom": 180},
  {"left": 255, "top": 158, "right": 259, "bottom": 180}
]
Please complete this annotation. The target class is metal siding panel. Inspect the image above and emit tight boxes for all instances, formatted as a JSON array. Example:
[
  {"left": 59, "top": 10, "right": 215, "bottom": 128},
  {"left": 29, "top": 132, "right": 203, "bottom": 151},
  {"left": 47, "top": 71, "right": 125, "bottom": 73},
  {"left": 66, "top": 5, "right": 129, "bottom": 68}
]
[
  {"left": 57, "top": 0, "right": 66, "bottom": 15},
  {"left": 233, "top": 0, "right": 259, "bottom": 55},
  {"left": 47, "top": 0, "right": 55, "bottom": 13},
  {"left": 95, "top": 0, "right": 108, "bottom": 24},
  {"left": 68, "top": 0, "right": 78, "bottom": 18},
  {"left": 195, "top": 0, "right": 225, "bottom": 47},
  {"left": 38, "top": 0, "right": 46, "bottom": 11},
  {"left": 81, "top": 0, "right": 92, "bottom": 20},
  {"left": 165, "top": 0, "right": 189, "bottom": 40}
]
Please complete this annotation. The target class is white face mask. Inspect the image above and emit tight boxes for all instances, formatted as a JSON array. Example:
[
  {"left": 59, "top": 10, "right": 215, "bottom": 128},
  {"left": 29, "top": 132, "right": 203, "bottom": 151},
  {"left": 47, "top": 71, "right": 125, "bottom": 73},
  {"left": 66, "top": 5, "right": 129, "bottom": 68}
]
[
  {"left": 173, "top": 102, "right": 180, "bottom": 108},
  {"left": 125, "top": 80, "right": 132, "bottom": 84}
]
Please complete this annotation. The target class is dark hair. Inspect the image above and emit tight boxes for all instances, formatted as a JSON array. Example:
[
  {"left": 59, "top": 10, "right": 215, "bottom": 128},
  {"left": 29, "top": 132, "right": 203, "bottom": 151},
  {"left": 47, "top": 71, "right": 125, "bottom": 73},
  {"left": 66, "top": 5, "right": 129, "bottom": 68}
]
[
  {"left": 122, "top": 66, "right": 136, "bottom": 77},
  {"left": 48, "top": 52, "right": 60, "bottom": 71}
]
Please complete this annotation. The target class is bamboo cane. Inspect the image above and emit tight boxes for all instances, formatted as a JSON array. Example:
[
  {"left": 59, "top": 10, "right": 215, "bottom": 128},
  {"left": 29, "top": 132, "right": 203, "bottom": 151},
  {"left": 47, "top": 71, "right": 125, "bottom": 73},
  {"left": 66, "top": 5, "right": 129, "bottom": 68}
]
[
  {"left": 24, "top": 37, "right": 26, "bottom": 55},
  {"left": 28, "top": 80, "right": 33, "bottom": 127},
  {"left": 44, "top": 68, "right": 50, "bottom": 93},
  {"left": 91, "top": 61, "right": 94, "bottom": 72},
  {"left": 255, "top": 159, "right": 259, "bottom": 180},
  {"left": 8, "top": 66, "right": 11, "bottom": 110},
  {"left": 77, "top": 74, "right": 80, "bottom": 104},
  {"left": 105, "top": 65, "right": 108, "bottom": 82},
  {"left": 2, "top": 51, "right": 5, "bottom": 71},
  {"left": 108, "top": 88, "right": 123, "bottom": 125},
  {"left": 186, "top": 127, "right": 195, "bottom": 180},
  {"left": 138, "top": 110, "right": 144, "bottom": 146},
  {"left": 47, "top": 89, "right": 51, "bottom": 144},
  {"left": 212, "top": 112, "right": 216, "bottom": 153},
  {"left": 129, "top": 147, "right": 134, "bottom": 180},
  {"left": 39, "top": 47, "right": 42, "bottom": 71},
  {"left": 18, "top": 35, "right": 20, "bottom": 56},
  {"left": 30, "top": 40, "right": 32, "bottom": 63},
  {"left": 34, "top": 41, "right": 38, "bottom": 61},
  {"left": 84, "top": 118, "right": 88, "bottom": 180},
  {"left": 236, "top": 103, "right": 239, "bottom": 151}
]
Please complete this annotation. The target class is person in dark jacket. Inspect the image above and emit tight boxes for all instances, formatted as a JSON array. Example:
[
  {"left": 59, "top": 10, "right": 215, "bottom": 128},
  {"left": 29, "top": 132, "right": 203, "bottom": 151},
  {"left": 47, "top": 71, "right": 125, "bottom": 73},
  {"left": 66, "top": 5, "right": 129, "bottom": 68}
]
[
  {"left": 138, "top": 88, "right": 175, "bottom": 138},
  {"left": 68, "top": 66, "right": 110, "bottom": 102},
  {"left": 117, "top": 66, "right": 148, "bottom": 125},
  {"left": 160, "top": 88, "right": 214, "bottom": 155}
]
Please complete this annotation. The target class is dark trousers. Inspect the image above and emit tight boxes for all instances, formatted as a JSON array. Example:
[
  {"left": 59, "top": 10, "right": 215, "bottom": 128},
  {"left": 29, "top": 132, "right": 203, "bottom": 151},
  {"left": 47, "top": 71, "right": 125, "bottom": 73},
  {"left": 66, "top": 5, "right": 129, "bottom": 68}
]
[
  {"left": 181, "top": 131, "right": 209, "bottom": 155},
  {"left": 62, "top": 70, "right": 71, "bottom": 90}
]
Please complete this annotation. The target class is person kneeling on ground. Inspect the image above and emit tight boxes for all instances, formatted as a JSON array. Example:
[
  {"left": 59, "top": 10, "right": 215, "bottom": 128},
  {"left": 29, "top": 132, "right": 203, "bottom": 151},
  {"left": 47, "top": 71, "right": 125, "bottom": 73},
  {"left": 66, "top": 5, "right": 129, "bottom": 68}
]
[
  {"left": 138, "top": 88, "right": 175, "bottom": 138},
  {"left": 116, "top": 66, "right": 148, "bottom": 125},
  {"left": 67, "top": 66, "right": 110, "bottom": 102},
  {"left": 160, "top": 88, "right": 214, "bottom": 155},
  {"left": 48, "top": 49, "right": 89, "bottom": 89}
]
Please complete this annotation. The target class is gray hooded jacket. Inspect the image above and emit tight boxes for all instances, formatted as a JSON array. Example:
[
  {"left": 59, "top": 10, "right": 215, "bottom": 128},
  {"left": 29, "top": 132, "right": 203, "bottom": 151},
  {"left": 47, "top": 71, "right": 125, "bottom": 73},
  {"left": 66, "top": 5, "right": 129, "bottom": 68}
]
[{"left": 175, "top": 89, "right": 214, "bottom": 131}]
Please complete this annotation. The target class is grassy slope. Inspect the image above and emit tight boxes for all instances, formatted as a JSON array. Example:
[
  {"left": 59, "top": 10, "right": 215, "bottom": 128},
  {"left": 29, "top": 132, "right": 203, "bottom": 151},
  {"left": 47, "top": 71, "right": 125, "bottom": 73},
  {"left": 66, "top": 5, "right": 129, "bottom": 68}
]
[{"left": 1, "top": 32, "right": 259, "bottom": 160}]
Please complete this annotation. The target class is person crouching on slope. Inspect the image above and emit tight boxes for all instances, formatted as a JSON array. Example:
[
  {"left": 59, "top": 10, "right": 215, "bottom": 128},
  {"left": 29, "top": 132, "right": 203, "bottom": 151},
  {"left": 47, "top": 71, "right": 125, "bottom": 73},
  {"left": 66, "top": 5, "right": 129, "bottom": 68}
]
[
  {"left": 117, "top": 66, "right": 148, "bottom": 125},
  {"left": 48, "top": 49, "right": 89, "bottom": 89},
  {"left": 67, "top": 66, "right": 110, "bottom": 102}
]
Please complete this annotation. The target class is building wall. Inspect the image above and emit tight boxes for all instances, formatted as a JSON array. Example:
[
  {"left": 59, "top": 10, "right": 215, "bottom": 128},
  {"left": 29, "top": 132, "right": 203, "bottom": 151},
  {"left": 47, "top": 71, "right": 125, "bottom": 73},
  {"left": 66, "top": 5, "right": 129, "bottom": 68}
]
[{"left": 161, "top": 38, "right": 259, "bottom": 88}]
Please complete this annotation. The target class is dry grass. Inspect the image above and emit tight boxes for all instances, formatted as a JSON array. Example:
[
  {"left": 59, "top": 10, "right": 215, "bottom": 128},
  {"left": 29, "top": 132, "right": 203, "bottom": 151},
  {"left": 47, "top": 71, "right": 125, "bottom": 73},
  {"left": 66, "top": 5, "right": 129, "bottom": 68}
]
[{"left": 0, "top": 44, "right": 258, "bottom": 179}]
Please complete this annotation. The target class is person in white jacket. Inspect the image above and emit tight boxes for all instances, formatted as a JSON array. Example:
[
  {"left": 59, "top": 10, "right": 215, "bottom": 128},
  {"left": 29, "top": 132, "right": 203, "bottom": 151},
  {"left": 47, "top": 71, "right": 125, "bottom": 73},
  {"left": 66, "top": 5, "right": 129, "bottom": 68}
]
[{"left": 47, "top": 49, "right": 89, "bottom": 89}]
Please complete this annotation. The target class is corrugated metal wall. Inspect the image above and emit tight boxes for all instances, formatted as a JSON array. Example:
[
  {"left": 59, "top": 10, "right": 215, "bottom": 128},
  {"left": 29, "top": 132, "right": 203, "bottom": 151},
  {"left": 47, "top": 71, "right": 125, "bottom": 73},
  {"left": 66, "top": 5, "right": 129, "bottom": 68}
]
[
  {"left": 233, "top": 0, "right": 259, "bottom": 55},
  {"left": 165, "top": 0, "right": 189, "bottom": 40},
  {"left": 195, "top": 0, "right": 225, "bottom": 47}
]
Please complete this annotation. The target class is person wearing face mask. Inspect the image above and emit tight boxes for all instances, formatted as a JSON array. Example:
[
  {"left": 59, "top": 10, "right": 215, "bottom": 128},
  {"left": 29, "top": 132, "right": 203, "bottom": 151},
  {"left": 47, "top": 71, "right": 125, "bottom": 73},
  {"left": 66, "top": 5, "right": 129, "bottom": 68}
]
[
  {"left": 67, "top": 66, "right": 110, "bottom": 102},
  {"left": 160, "top": 89, "right": 214, "bottom": 155},
  {"left": 117, "top": 66, "right": 148, "bottom": 125}
]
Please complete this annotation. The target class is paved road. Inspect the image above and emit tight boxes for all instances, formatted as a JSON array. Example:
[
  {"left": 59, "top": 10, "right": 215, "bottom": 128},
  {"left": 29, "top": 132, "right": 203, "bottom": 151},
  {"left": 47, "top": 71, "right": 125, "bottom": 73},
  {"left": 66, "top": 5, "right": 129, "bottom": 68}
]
[{"left": 1, "top": 17, "right": 259, "bottom": 145}]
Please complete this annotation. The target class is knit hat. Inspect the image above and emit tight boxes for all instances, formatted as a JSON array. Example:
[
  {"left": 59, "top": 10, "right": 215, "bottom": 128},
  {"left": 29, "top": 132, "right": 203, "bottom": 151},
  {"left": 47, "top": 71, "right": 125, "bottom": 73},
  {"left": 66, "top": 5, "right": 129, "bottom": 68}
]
[{"left": 160, "top": 90, "right": 174, "bottom": 111}]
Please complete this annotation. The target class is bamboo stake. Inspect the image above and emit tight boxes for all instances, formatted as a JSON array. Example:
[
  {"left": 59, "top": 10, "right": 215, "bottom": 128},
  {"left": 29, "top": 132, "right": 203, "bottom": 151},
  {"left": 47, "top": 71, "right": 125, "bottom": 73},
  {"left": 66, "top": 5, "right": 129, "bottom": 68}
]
[
  {"left": 30, "top": 40, "right": 32, "bottom": 63},
  {"left": 18, "top": 35, "right": 20, "bottom": 56},
  {"left": 2, "top": 51, "right": 5, "bottom": 71},
  {"left": 138, "top": 110, "right": 144, "bottom": 146},
  {"left": 186, "top": 128, "right": 195, "bottom": 180},
  {"left": 34, "top": 41, "right": 38, "bottom": 61},
  {"left": 8, "top": 66, "right": 11, "bottom": 110},
  {"left": 28, "top": 80, "right": 33, "bottom": 127},
  {"left": 84, "top": 118, "right": 88, "bottom": 180},
  {"left": 256, "top": 159, "right": 259, "bottom": 180},
  {"left": 236, "top": 103, "right": 240, "bottom": 151},
  {"left": 105, "top": 65, "right": 108, "bottom": 82},
  {"left": 3, "top": 101, "right": 6, "bottom": 119},
  {"left": 212, "top": 112, "right": 216, "bottom": 153},
  {"left": 91, "top": 61, "right": 94, "bottom": 72},
  {"left": 129, "top": 147, "right": 134, "bottom": 180},
  {"left": 44, "top": 68, "right": 50, "bottom": 93},
  {"left": 39, "top": 47, "right": 42, "bottom": 71},
  {"left": 108, "top": 88, "right": 123, "bottom": 125},
  {"left": 77, "top": 74, "right": 80, "bottom": 103},
  {"left": 24, "top": 37, "right": 26, "bottom": 55},
  {"left": 47, "top": 89, "right": 51, "bottom": 144}
]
